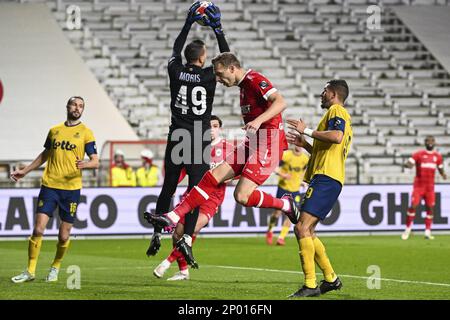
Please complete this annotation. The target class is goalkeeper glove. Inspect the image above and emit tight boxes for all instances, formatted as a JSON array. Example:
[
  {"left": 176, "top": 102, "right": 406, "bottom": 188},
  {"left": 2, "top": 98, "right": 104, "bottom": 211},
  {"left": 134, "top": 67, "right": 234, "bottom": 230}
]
[
  {"left": 186, "top": 1, "right": 202, "bottom": 25},
  {"left": 205, "top": 3, "right": 223, "bottom": 34}
]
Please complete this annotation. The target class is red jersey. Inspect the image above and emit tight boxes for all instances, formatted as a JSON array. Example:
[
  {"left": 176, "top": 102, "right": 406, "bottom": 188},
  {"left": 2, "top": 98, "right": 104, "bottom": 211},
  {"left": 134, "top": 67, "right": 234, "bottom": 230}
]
[
  {"left": 177, "top": 138, "right": 231, "bottom": 217},
  {"left": 238, "top": 69, "right": 288, "bottom": 150},
  {"left": 178, "top": 138, "right": 233, "bottom": 184},
  {"left": 211, "top": 138, "right": 235, "bottom": 169},
  {"left": 410, "top": 149, "right": 443, "bottom": 186}
]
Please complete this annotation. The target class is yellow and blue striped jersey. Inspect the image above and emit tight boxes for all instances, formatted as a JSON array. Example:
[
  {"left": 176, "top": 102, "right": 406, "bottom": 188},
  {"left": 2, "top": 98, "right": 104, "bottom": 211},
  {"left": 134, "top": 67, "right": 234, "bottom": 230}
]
[
  {"left": 278, "top": 150, "right": 309, "bottom": 192},
  {"left": 42, "top": 122, "right": 96, "bottom": 190},
  {"left": 304, "top": 104, "right": 352, "bottom": 185}
]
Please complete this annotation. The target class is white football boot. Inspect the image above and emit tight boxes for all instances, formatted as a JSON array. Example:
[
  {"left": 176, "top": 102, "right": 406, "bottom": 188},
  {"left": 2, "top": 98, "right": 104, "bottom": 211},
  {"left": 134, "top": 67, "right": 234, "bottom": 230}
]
[
  {"left": 11, "top": 270, "right": 35, "bottom": 283},
  {"left": 167, "top": 270, "right": 189, "bottom": 281},
  {"left": 153, "top": 260, "right": 171, "bottom": 278},
  {"left": 401, "top": 228, "right": 411, "bottom": 240},
  {"left": 45, "top": 267, "right": 59, "bottom": 282},
  {"left": 424, "top": 229, "right": 435, "bottom": 240}
]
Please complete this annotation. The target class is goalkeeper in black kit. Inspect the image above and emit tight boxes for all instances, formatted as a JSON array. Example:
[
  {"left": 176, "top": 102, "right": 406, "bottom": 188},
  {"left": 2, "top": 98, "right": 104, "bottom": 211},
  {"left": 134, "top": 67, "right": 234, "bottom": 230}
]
[{"left": 144, "top": 2, "right": 229, "bottom": 268}]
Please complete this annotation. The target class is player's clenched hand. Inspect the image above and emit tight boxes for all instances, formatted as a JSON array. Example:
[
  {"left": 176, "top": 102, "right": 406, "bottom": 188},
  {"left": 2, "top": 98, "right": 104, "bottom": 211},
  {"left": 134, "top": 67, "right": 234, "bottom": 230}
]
[
  {"left": 286, "top": 118, "right": 307, "bottom": 134},
  {"left": 286, "top": 131, "right": 307, "bottom": 148},
  {"left": 205, "top": 3, "right": 221, "bottom": 29},
  {"left": 76, "top": 160, "right": 88, "bottom": 169},
  {"left": 186, "top": 1, "right": 202, "bottom": 25},
  {"left": 10, "top": 169, "right": 26, "bottom": 182},
  {"left": 242, "top": 120, "right": 261, "bottom": 135}
]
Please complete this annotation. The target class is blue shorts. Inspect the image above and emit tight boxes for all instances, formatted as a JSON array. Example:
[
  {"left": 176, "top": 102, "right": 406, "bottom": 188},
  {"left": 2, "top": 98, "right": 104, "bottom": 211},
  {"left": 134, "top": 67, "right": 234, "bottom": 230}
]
[
  {"left": 300, "top": 175, "right": 342, "bottom": 220},
  {"left": 276, "top": 187, "right": 303, "bottom": 205},
  {"left": 36, "top": 185, "right": 81, "bottom": 224}
]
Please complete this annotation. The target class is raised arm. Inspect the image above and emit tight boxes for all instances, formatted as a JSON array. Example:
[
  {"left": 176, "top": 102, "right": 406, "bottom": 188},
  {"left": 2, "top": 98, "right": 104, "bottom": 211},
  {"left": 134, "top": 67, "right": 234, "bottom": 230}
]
[
  {"left": 287, "top": 119, "right": 343, "bottom": 144},
  {"left": 286, "top": 131, "right": 313, "bottom": 154},
  {"left": 204, "top": 4, "right": 230, "bottom": 53},
  {"left": 170, "top": 3, "right": 202, "bottom": 62}
]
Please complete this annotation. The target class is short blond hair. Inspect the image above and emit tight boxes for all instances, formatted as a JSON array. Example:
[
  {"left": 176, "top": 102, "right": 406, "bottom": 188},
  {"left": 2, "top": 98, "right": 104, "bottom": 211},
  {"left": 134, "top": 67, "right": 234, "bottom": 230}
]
[{"left": 212, "top": 52, "right": 241, "bottom": 69}]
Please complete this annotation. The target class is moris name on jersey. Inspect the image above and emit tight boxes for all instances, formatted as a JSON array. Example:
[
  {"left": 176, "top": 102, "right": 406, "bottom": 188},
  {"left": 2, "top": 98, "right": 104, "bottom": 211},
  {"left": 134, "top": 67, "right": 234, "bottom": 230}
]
[
  {"left": 179, "top": 72, "right": 201, "bottom": 83},
  {"left": 52, "top": 139, "right": 76, "bottom": 151}
]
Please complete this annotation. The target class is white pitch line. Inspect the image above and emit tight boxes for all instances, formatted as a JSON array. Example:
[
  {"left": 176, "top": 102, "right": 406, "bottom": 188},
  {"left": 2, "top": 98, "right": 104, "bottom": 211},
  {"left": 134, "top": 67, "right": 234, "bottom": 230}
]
[
  {"left": 4, "top": 263, "right": 450, "bottom": 288},
  {"left": 208, "top": 265, "right": 450, "bottom": 288}
]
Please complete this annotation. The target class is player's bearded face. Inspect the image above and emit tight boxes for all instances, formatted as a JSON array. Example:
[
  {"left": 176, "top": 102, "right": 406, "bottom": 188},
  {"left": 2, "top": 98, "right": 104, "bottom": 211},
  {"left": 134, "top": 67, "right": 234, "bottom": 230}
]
[
  {"left": 67, "top": 100, "right": 84, "bottom": 120},
  {"left": 320, "top": 85, "right": 333, "bottom": 109},
  {"left": 425, "top": 138, "right": 435, "bottom": 151}
]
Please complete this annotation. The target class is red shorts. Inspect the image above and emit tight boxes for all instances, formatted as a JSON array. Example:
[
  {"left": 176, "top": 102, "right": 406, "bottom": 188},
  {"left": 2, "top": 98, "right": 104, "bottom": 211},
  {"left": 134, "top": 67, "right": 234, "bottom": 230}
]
[
  {"left": 179, "top": 185, "right": 226, "bottom": 224},
  {"left": 225, "top": 131, "right": 285, "bottom": 186},
  {"left": 411, "top": 184, "right": 435, "bottom": 207}
]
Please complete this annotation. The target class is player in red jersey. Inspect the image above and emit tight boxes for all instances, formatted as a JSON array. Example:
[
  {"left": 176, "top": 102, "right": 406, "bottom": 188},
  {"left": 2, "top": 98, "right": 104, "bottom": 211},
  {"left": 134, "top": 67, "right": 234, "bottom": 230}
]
[
  {"left": 152, "top": 115, "right": 234, "bottom": 280},
  {"left": 146, "top": 52, "right": 302, "bottom": 266},
  {"left": 402, "top": 136, "right": 447, "bottom": 240}
]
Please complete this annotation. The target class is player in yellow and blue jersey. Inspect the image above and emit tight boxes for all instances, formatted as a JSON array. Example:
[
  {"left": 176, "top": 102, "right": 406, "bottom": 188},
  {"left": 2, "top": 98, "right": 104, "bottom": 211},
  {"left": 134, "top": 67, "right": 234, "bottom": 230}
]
[
  {"left": 266, "top": 146, "right": 309, "bottom": 246},
  {"left": 11, "top": 96, "right": 99, "bottom": 283},
  {"left": 285, "top": 80, "right": 352, "bottom": 297}
]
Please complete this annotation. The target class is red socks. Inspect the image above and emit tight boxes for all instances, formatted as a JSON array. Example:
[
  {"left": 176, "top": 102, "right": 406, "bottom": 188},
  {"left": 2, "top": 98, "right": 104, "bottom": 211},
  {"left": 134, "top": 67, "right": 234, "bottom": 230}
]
[
  {"left": 425, "top": 209, "right": 433, "bottom": 231},
  {"left": 246, "top": 189, "right": 284, "bottom": 209},
  {"left": 406, "top": 208, "right": 433, "bottom": 230},
  {"left": 406, "top": 208, "right": 415, "bottom": 228},
  {"left": 166, "top": 236, "right": 197, "bottom": 271}
]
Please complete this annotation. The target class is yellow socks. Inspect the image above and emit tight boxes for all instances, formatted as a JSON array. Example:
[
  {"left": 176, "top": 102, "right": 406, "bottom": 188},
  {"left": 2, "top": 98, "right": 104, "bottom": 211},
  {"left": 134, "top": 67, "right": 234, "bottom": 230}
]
[
  {"left": 299, "top": 237, "right": 316, "bottom": 288},
  {"left": 27, "top": 236, "right": 43, "bottom": 275},
  {"left": 279, "top": 226, "right": 290, "bottom": 240},
  {"left": 268, "top": 215, "right": 277, "bottom": 232},
  {"left": 313, "top": 237, "right": 337, "bottom": 283},
  {"left": 51, "top": 240, "right": 71, "bottom": 270}
]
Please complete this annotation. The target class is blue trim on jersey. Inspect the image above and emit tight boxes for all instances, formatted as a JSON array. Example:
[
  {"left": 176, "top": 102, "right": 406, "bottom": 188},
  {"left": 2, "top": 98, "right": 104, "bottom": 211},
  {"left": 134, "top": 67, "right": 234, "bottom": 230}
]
[
  {"left": 327, "top": 117, "right": 346, "bottom": 133},
  {"left": 300, "top": 174, "right": 342, "bottom": 220},
  {"left": 36, "top": 186, "right": 81, "bottom": 224},
  {"left": 85, "top": 141, "right": 97, "bottom": 156}
]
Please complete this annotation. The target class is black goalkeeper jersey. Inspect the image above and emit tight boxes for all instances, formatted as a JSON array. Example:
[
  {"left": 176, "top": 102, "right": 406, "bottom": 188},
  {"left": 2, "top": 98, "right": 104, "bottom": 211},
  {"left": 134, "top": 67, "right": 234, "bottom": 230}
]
[
  {"left": 168, "top": 58, "right": 216, "bottom": 130},
  {"left": 165, "top": 21, "right": 229, "bottom": 132}
]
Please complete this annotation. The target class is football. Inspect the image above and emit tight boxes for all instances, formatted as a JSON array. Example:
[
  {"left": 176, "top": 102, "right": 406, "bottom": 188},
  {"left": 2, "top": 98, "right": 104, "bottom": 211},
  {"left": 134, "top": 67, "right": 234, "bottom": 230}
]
[{"left": 194, "top": 1, "right": 214, "bottom": 26}]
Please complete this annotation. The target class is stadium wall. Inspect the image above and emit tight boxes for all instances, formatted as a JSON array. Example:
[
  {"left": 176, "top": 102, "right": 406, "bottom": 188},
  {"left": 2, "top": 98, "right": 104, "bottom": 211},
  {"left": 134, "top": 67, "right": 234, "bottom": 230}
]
[
  {"left": 1, "top": 185, "right": 449, "bottom": 237},
  {"left": 0, "top": 4, "right": 138, "bottom": 161},
  {"left": 394, "top": 6, "right": 450, "bottom": 74}
]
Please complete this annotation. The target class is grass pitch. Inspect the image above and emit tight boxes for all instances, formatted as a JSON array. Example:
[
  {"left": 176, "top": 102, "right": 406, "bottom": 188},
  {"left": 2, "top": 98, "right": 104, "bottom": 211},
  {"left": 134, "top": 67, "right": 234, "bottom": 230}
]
[{"left": 1, "top": 235, "right": 449, "bottom": 300}]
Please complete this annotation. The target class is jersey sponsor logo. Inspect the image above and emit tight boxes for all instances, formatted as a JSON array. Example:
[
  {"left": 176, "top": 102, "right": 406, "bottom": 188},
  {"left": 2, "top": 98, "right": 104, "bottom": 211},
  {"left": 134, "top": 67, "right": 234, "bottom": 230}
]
[
  {"left": 179, "top": 72, "right": 201, "bottom": 83},
  {"left": 259, "top": 81, "right": 268, "bottom": 89},
  {"left": 52, "top": 139, "right": 76, "bottom": 151},
  {"left": 421, "top": 163, "right": 437, "bottom": 169}
]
